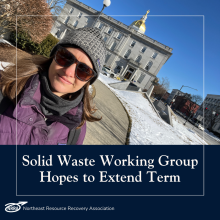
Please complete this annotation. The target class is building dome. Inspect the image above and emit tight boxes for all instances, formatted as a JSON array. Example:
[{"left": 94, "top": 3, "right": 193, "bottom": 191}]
[
  {"left": 130, "top": 20, "right": 146, "bottom": 33},
  {"left": 130, "top": 10, "right": 150, "bottom": 34}
]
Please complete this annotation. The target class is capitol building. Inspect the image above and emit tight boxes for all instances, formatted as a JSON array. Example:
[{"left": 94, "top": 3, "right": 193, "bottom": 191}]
[{"left": 50, "top": 0, "right": 173, "bottom": 90}]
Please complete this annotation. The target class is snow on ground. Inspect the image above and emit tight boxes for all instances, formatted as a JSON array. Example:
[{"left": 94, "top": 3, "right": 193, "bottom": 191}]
[
  {"left": 0, "top": 61, "right": 11, "bottom": 71},
  {"left": 204, "top": 129, "right": 220, "bottom": 142},
  {"left": 88, "top": 85, "right": 93, "bottom": 95},
  {"left": 98, "top": 74, "right": 208, "bottom": 145},
  {"left": 0, "top": 38, "right": 14, "bottom": 46}
]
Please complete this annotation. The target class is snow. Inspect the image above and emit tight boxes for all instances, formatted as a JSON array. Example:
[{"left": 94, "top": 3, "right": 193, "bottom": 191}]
[
  {"left": 98, "top": 74, "right": 208, "bottom": 145},
  {"left": 0, "top": 38, "right": 14, "bottom": 46},
  {"left": 0, "top": 61, "right": 11, "bottom": 71},
  {"left": 89, "top": 85, "right": 93, "bottom": 95},
  {"left": 204, "top": 129, "right": 220, "bottom": 142}
]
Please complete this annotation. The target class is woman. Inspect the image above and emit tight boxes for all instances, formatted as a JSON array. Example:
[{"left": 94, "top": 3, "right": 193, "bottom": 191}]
[{"left": 0, "top": 27, "right": 106, "bottom": 145}]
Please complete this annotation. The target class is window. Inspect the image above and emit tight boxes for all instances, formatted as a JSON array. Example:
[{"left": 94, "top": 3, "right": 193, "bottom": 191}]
[
  {"left": 137, "top": 73, "right": 145, "bottom": 83},
  {"left": 77, "top": 12, "right": 83, "bottom": 18},
  {"left": 110, "top": 41, "right": 117, "bottom": 51},
  {"left": 140, "top": 46, "right": 147, "bottom": 53},
  {"left": 117, "top": 33, "right": 123, "bottom": 40},
  {"left": 135, "top": 55, "right": 142, "bottom": 63},
  {"left": 115, "top": 66, "right": 122, "bottom": 74},
  {"left": 98, "top": 23, "right": 104, "bottom": 29},
  {"left": 55, "top": 30, "right": 61, "bottom": 38},
  {"left": 64, "top": 16, "right": 70, "bottom": 25},
  {"left": 130, "top": 40, "right": 136, "bottom": 47},
  {"left": 73, "top": 20, "right": 78, "bottom": 27},
  {"left": 69, "top": 7, "right": 74, "bottom": 14},
  {"left": 151, "top": 52, "right": 158, "bottom": 59},
  {"left": 105, "top": 54, "right": 111, "bottom": 63},
  {"left": 145, "top": 61, "right": 153, "bottom": 71},
  {"left": 103, "top": 36, "right": 108, "bottom": 42},
  {"left": 107, "top": 28, "right": 113, "bottom": 34},
  {"left": 124, "top": 49, "right": 131, "bottom": 59}
]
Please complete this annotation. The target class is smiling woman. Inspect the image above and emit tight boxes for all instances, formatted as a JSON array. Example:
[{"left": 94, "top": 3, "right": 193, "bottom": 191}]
[{"left": 0, "top": 27, "right": 106, "bottom": 145}]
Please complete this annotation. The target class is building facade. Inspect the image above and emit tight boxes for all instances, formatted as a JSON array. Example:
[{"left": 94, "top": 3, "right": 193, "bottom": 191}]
[
  {"left": 161, "top": 92, "right": 170, "bottom": 102},
  {"left": 194, "top": 94, "right": 220, "bottom": 134},
  {"left": 166, "top": 89, "right": 188, "bottom": 104},
  {"left": 50, "top": 0, "right": 173, "bottom": 90},
  {"left": 173, "top": 96, "right": 199, "bottom": 117}
]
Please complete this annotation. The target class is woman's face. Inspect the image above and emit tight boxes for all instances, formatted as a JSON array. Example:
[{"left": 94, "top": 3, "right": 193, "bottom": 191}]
[{"left": 48, "top": 47, "right": 93, "bottom": 97}]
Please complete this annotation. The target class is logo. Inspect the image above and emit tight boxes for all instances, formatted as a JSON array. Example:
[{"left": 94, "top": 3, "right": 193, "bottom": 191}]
[
  {"left": 96, "top": 58, "right": 101, "bottom": 69},
  {"left": 5, "top": 201, "right": 28, "bottom": 213}
]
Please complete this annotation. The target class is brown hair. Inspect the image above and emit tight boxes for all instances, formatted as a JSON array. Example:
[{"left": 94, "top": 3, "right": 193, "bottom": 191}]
[{"left": 0, "top": 51, "right": 101, "bottom": 128}]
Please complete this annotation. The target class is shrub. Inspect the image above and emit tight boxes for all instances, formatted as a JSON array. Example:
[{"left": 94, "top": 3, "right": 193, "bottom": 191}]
[
  {"left": 37, "top": 34, "right": 59, "bottom": 57},
  {"left": 10, "top": 31, "right": 59, "bottom": 57}
]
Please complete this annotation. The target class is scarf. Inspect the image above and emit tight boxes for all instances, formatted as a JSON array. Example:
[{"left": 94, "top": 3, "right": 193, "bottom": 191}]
[{"left": 39, "top": 72, "right": 84, "bottom": 130}]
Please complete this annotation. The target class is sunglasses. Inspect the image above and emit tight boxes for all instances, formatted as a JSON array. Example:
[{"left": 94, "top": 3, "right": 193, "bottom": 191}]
[{"left": 55, "top": 46, "right": 96, "bottom": 82}]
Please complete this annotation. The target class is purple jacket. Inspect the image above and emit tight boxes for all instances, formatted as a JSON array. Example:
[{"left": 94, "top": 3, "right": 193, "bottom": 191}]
[{"left": 0, "top": 74, "right": 86, "bottom": 145}]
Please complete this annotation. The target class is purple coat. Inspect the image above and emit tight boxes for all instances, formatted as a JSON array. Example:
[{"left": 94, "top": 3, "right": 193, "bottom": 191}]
[{"left": 0, "top": 74, "right": 86, "bottom": 145}]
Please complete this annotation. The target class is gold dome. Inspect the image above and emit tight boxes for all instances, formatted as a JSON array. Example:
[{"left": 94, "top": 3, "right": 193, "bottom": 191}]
[
  {"left": 130, "top": 20, "right": 146, "bottom": 33},
  {"left": 130, "top": 10, "right": 150, "bottom": 34}
]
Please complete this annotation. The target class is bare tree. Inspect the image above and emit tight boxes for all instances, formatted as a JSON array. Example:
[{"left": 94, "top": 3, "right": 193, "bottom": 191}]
[
  {"left": 160, "top": 77, "right": 170, "bottom": 91},
  {"left": 191, "top": 94, "right": 203, "bottom": 105},
  {"left": 0, "top": 0, "right": 54, "bottom": 43},
  {"left": 152, "top": 77, "right": 170, "bottom": 99},
  {"left": 46, "top": 0, "right": 66, "bottom": 16}
]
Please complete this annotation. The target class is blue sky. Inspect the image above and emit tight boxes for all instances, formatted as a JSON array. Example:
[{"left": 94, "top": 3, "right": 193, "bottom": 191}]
[{"left": 70, "top": 0, "right": 219, "bottom": 99}]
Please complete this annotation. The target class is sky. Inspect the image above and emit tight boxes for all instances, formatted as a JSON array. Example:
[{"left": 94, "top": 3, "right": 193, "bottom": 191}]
[{"left": 68, "top": 0, "right": 220, "bottom": 100}]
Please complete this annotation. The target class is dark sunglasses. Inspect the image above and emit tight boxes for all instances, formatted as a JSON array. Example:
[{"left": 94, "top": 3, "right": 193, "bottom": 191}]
[{"left": 55, "top": 46, "right": 96, "bottom": 82}]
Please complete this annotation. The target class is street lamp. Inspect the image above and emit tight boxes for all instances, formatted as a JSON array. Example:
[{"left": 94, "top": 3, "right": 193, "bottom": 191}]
[
  {"left": 92, "top": 0, "right": 111, "bottom": 27},
  {"left": 171, "top": 85, "right": 198, "bottom": 108}
]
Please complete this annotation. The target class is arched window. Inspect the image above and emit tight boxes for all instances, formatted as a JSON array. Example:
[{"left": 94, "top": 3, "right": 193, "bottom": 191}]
[
  {"left": 117, "top": 33, "right": 123, "bottom": 40},
  {"left": 130, "top": 40, "right": 136, "bottom": 47},
  {"left": 151, "top": 52, "right": 158, "bottom": 59},
  {"left": 103, "top": 36, "right": 108, "bottom": 42},
  {"left": 145, "top": 61, "right": 153, "bottom": 71},
  {"left": 110, "top": 41, "right": 117, "bottom": 51},
  {"left": 98, "top": 23, "right": 104, "bottom": 29},
  {"left": 69, "top": 8, "right": 74, "bottom": 14},
  {"left": 140, "top": 46, "right": 147, "bottom": 53},
  {"left": 64, "top": 16, "right": 70, "bottom": 25},
  {"left": 73, "top": 20, "right": 78, "bottom": 27},
  {"left": 55, "top": 30, "right": 61, "bottom": 38},
  {"left": 107, "top": 28, "right": 113, "bottom": 34},
  {"left": 77, "top": 12, "right": 83, "bottom": 18},
  {"left": 124, "top": 49, "right": 131, "bottom": 59},
  {"left": 135, "top": 55, "right": 142, "bottom": 63}
]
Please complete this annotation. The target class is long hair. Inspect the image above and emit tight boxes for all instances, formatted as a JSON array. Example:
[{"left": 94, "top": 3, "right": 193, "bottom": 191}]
[{"left": 0, "top": 51, "right": 101, "bottom": 128}]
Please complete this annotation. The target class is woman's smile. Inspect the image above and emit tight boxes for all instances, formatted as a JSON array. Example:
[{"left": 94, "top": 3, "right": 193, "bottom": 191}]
[{"left": 58, "top": 74, "right": 73, "bottom": 85}]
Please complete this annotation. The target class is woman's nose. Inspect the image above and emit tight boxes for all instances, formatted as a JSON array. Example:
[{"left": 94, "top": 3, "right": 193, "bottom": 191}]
[{"left": 63, "top": 63, "right": 77, "bottom": 78}]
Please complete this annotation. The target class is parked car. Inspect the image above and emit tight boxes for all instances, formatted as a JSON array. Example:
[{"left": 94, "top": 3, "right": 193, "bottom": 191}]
[
  {"left": 102, "top": 66, "right": 117, "bottom": 78},
  {"left": 198, "top": 124, "right": 205, "bottom": 131},
  {"left": 195, "top": 123, "right": 204, "bottom": 131}
]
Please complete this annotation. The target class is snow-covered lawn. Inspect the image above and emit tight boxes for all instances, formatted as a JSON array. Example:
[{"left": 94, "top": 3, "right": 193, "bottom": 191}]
[{"left": 98, "top": 74, "right": 208, "bottom": 145}]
